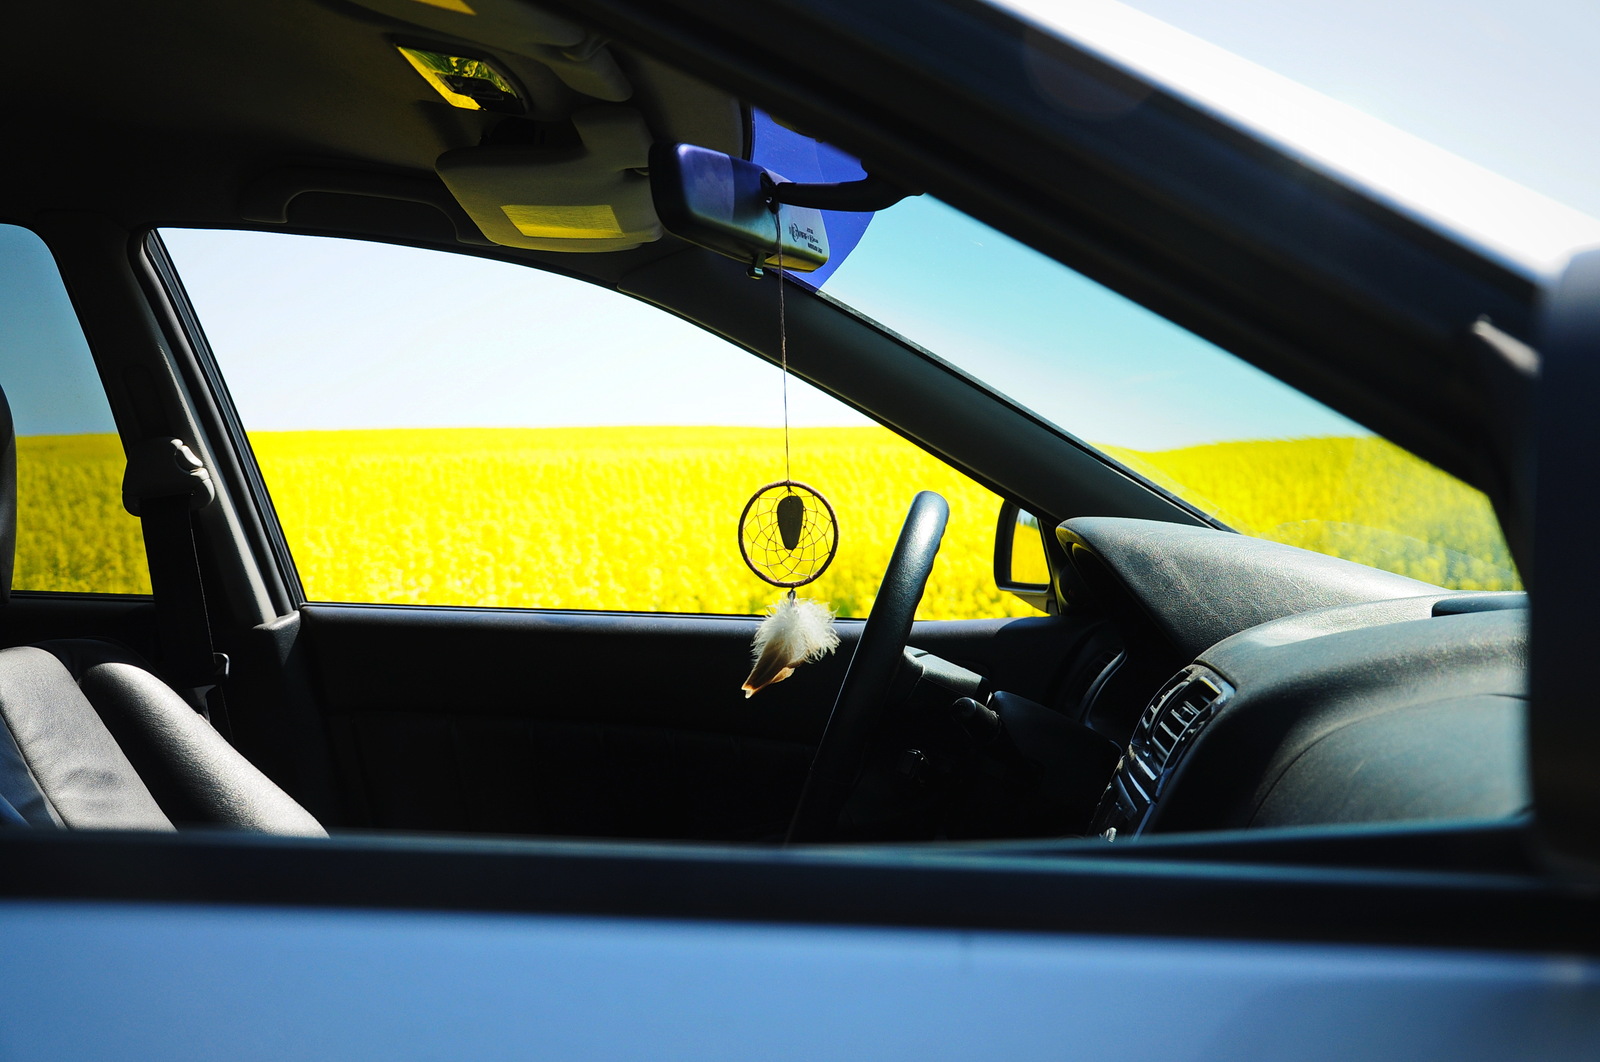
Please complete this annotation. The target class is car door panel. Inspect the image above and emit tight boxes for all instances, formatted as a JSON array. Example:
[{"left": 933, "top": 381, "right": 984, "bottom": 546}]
[
  {"left": 291, "top": 604, "right": 1097, "bottom": 837},
  {"left": 301, "top": 605, "right": 846, "bottom": 837},
  {"left": 0, "top": 594, "right": 159, "bottom": 655}
]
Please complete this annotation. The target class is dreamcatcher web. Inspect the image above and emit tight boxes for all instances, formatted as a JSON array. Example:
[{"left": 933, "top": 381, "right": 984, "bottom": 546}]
[{"left": 739, "top": 480, "right": 838, "bottom": 588}]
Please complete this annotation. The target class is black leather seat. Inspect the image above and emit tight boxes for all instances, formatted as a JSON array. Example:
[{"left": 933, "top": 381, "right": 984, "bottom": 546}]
[{"left": 0, "top": 395, "right": 323, "bottom": 835}]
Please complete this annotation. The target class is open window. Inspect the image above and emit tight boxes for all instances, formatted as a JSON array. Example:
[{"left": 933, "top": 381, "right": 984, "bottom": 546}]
[{"left": 156, "top": 228, "right": 1040, "bottom": 620}]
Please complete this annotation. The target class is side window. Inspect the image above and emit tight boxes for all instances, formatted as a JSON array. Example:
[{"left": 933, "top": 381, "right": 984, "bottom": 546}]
[
  {"left": 0, "top": 225, "right": 150, "bottom": 595},
  {"left": 159, "top": 229, "right": 1034, "bottom": 620}
]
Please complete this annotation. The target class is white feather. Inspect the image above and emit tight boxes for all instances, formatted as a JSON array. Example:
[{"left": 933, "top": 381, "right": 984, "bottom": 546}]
[{"left": 741, "top": 595, "right": 840, "bottom": 697}]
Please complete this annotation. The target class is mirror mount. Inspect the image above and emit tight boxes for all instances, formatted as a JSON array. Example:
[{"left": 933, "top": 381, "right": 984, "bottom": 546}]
[
  {"left": 763, "top": 171, "right": 919, "bottom": 212},
  {"left": 650, "top": 143, "right": 919, "bottom": 274}
]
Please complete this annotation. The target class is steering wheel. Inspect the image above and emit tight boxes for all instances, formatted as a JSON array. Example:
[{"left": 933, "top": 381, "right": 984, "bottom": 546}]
[{"left": 786, "top": 490, "right": 949, "bottom": 843}]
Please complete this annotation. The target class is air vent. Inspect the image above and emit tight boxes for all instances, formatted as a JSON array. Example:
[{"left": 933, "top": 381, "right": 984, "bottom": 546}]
[
  {"left": 1141, "top": 672, "right": 1227, "bottom": 769},
  {"left": 1090, "top": 665, "right": 1233, "bottom": 840}
]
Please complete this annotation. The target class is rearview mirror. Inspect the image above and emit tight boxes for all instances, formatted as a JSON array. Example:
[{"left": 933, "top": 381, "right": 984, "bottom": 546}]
[
  {"left": 995, "top": 501, "right": 1055, "bottom": 614},
  {"left": 649, "top": 142, "right": 830, "bottom": 272}
]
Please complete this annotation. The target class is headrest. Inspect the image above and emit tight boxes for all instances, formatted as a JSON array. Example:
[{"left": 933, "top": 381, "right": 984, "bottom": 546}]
[{"left": 0, "top": 386, "right": 14, "bottom": 605}]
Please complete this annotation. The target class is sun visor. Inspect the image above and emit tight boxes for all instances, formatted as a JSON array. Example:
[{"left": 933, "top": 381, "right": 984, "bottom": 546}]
[
  {"left": 436, "top": 107, "right": 662, "bottom": 251},
  {"left": 350, "top": 0, "right": 631, "bottom": 100}
]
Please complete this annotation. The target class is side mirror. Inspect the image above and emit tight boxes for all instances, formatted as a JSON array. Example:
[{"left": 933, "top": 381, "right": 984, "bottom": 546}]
[
  {"left": 994, "top": 501, "right": 1056, "bottom": 614},
  {"left": 649, "top": 142, "right": 830, "bottom": 272}
]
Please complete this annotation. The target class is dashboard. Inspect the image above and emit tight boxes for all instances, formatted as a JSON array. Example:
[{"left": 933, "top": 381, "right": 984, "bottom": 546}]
[{"left": 1056, "top": 519, "right": 1529, "bottom": 839}]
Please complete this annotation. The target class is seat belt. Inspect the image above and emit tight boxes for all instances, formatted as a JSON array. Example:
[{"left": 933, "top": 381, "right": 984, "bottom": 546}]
[{"left": 122, "top": 437, "right": 230, "bottom": 699}]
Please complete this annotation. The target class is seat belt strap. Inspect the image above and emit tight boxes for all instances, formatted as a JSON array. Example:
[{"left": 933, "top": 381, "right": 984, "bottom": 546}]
[{"left": 122, "top": 438, "right": 229, "bottom": 692}]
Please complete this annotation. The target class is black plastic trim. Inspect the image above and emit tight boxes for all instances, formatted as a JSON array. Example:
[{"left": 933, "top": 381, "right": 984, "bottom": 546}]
[{"left": 1530, "top": 248, "right": 1600, "bottom": 874}]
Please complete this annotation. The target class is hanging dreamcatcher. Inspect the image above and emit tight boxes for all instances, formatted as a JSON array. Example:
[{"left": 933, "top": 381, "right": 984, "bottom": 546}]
[
  {"left": 738, "top": 480, "right": 840, "bottom": 696},
  {"left": 737, "top": 204, "right": 841, "bottom": 698}
]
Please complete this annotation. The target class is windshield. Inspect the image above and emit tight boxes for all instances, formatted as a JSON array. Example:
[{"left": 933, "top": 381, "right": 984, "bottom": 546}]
[{"left": 752, "top": 117, "right": 1520, "bottom": 591}]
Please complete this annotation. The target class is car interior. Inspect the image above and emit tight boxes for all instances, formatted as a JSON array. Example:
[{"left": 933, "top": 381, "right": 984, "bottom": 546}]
[{"left": 1, "top": 0, "right": 1595, "bottom": 955}]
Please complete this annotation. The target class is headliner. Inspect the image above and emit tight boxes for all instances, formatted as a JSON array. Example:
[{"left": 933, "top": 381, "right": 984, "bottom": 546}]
[{"left": 3, "top": 0, "right": 745, "bottom": 282}]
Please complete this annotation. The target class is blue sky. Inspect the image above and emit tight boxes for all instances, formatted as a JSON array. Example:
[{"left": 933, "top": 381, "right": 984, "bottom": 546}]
[
  {"left": 158, "top": 227, "right": 876, "bottom": 434},
  {"left": 0, "top": 226, "right": 118, "bottom": 436},
  {"left": 819, "top": 198, "right": 1359, "bottom": 448}
]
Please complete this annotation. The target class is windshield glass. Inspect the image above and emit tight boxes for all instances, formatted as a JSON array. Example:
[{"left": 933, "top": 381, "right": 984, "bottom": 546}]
[{"left": 752, "top": 120, "right": 1519, "bottom": 591}]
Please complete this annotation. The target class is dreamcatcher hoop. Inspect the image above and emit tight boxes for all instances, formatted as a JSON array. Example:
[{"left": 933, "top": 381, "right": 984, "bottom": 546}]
[{"left": 738, "top": 480, "right": 839, "bottom": 588}]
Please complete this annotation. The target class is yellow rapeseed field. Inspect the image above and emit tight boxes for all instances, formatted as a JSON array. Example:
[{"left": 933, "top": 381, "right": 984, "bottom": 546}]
[
  {"left": 247, "top": 426, "right": 1037, "bottom": 619},
  {"left": 1103, "top": 437, "right": 1520, "bottom": 591},
  {"left": 13, "top": 427, "right": 1519, "bottom": 614},
  {"left": 15, "top": 434, "right": 150, "bottom": 595}
]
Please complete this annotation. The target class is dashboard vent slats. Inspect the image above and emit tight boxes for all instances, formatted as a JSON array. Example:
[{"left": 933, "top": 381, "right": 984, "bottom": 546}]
[
  {"left": 1090, "top": 665, "right": 1234, "bottom": 840},
  {"left": 1139, "top": 670, "right": 1226, "bottom": 770}
]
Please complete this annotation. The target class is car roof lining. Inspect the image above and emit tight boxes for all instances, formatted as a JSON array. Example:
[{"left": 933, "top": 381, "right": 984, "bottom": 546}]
[{"left": 3, "top": 0, "right": 741, "bottom": 287}]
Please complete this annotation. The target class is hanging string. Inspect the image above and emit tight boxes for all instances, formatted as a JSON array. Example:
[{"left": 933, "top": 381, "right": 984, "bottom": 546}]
[{"left": 774, "top": 205, "right": 791, "bottom": 487}]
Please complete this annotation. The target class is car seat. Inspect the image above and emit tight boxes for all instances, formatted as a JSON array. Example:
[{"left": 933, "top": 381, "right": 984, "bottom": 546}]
[{"left": 0, "top": 390, "right": 324, "bottom": 835}]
